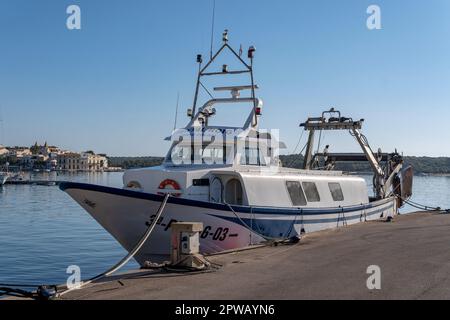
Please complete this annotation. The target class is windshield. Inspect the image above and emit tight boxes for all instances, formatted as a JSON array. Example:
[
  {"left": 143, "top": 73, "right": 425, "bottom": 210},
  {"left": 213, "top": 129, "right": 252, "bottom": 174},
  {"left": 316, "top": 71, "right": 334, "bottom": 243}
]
[
  {"left": 239, "top": 147, "right": 267, "bottom": 166},
  {"left": 166, "top": 142, "right": 226, "bottom": 166},
  {"left": 166, "top": 142, "right": 270, "bottom": 167}
]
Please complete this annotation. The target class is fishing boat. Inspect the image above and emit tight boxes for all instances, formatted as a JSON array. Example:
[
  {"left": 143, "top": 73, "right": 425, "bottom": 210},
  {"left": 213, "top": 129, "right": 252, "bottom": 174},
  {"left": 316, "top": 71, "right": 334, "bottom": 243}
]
[{"left": 60, "top": 32, "right": 413, "bottom": 265}]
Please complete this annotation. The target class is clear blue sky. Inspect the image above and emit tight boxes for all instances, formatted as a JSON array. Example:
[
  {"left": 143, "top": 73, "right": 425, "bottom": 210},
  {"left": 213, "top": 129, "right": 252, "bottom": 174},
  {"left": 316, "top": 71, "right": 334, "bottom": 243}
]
[{"left": 0, "top": 0, "right": 449, "bottom": 156}]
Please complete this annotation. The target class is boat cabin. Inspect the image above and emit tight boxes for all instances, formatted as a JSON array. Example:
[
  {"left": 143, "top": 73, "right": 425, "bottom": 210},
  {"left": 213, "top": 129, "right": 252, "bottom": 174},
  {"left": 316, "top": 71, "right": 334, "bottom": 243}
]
[{"left": 123, "top": 30, "right": 404, "bottom": 211}]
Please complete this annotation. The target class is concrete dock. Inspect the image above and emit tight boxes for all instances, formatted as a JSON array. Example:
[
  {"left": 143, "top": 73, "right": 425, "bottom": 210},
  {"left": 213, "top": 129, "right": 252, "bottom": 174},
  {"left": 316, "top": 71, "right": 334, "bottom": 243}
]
[{"left": 61, "top": 211, "right": 450, "bottom": 300}]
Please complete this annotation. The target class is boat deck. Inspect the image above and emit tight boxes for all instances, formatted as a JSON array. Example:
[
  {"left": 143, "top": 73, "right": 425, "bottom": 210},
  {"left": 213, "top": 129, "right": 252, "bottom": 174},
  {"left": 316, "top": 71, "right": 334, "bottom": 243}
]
[{"left": 58, "top": 210, "right": 450, "bottom": 300}]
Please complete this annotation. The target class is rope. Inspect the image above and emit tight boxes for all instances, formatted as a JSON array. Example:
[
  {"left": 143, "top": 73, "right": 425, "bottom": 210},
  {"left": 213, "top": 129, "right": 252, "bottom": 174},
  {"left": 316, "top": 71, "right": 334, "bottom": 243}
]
[
  {"left": 0, "top": 287, "right": 35, "bottom": 299},
  {"left": 336, "top": 207, "right": 347, "bottom": 227},
  {"left": 57, "top": 193, "right": 170, "bottom": 298},
  {"left": 0, "top": 282, "right": 45, "bottom": 288},
  {"left": 404, "top": 198, "right": 448, "bottom": 212},
  {"left": 284, "top": 209, "right": 300, "bottom": 238},
  {"left": 393, "top": 193, "right": 450, "bottom": 213},
  {"left": 379, "top": 177, "right": 449, "bottom": 213},
  {"left": 226, "top": 203, "right": 300, "bottom": 242}
]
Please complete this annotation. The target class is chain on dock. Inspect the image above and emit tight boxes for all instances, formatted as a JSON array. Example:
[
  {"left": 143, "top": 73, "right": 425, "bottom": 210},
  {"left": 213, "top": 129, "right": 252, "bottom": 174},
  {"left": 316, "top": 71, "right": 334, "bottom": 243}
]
[{"left": 394, "top": 194, "right": 450, "bottom": 213}]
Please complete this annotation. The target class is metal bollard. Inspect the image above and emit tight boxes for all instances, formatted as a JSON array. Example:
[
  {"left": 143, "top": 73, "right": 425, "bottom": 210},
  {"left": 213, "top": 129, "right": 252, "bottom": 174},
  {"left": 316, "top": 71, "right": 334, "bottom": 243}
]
[{"left": 170, "top": 222, "right": 206, "bottom": 269}]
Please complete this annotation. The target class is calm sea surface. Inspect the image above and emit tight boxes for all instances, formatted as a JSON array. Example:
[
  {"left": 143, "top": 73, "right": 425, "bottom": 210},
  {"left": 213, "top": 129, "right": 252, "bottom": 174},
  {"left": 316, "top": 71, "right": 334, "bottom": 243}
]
[{"left": 1, "top": 172, "right": 450, "bottom": 287}]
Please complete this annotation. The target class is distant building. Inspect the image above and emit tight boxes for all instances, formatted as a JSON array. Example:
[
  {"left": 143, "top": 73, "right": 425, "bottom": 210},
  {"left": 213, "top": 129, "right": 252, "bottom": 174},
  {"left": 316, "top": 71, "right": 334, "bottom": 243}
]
[
  {"left": 21, "top": 154, "right": 48, "bottom": 168},
  {"left": 3, "top": 142, "right": 108, "bottom": 171},
  {"left": 30, "top": 141, "right": 52, "bottom": 156},
  {"left": 0, "top": 145, "right": 8, "bottom": 157},
  {"left": 57, "top": 153, "right": 81, "bottom": 171},
  {"left": 58, "top": 151, "right": 108, "bottom": 171},
  {"left": 7, "top": 147, "right": 32, "bottom": 161}
]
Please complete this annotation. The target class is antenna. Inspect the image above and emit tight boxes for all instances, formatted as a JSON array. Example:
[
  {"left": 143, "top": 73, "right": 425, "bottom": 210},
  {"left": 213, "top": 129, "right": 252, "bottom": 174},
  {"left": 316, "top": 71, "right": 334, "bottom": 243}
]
[
  {"left": 173, "top": 92, "right": 180, "bottom": 130},
  {"left": 209, "top": 0, "right": 216, "bottom": 60}
]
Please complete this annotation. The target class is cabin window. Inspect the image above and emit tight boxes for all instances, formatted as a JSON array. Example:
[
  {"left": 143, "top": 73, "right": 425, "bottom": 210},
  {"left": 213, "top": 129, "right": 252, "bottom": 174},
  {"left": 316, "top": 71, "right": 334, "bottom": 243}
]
[
  {"left": 302, "top": 182, "right": 320, "bottom": 202},
  {"left": 210, "top": 177, "right": 223, "bottom": 203},
  {"left": 286, "top": 181, "right": 307, "bottom": 206},
  {"left": 328, "top": 182, "right": 344, "bottom": 201},
  {"left": 225, "top": 179, "right": 243, "bottom": 205}
]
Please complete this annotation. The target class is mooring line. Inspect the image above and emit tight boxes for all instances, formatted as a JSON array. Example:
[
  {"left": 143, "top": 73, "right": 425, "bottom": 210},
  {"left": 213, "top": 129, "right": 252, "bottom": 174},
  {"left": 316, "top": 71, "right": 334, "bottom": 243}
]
[
  {"left": 0, "top": 194, "right": 170, "bottom": 300},
  {"left": 57, "top": 193, "right": 170, "bottom": 298},
  {"left": 226, "top": 203, "right": 300, "bottom": 243}
]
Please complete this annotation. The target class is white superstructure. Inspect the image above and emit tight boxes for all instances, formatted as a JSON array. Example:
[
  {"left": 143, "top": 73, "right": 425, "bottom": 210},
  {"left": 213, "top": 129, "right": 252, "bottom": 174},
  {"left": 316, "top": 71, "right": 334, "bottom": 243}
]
[{"left": 61, "top": 31, "right": 412, "bottom": 265}]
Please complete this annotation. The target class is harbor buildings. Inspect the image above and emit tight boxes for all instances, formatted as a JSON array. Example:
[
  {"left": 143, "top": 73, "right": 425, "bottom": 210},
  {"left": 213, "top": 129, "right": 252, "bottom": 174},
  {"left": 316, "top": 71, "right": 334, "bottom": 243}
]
[
  {"left": 0, "top": 143, "right": 110, "bottom": 172},
  {"left": 0, "top": 145, "right": 8, "bottom": 157},
  {"left": 57, "top": 151, "right": 108, "bottom": 171}
]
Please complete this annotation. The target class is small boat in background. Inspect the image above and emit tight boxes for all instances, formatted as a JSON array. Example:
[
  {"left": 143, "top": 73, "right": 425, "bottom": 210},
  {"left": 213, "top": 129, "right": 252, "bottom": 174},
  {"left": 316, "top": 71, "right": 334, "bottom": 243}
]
[
  {"left": 0, "top": 173, "right": 8, "bottom": 186},
  {"left": 7, "top": 172, "right": 27, "bottom": 183}
]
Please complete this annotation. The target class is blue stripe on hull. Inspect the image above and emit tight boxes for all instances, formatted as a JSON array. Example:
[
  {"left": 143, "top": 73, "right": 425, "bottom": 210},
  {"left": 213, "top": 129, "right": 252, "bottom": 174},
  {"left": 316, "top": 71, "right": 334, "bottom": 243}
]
[
  {"left": 211, "top": 203, "right": 393, "bottom": 237},
  {"left": 59, "top": 182, "right": 394, "bottom": 217}
]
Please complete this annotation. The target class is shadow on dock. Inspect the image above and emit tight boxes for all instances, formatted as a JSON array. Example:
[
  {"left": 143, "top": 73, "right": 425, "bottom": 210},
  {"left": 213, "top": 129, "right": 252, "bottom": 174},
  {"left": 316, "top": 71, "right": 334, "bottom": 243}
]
[{"left": 55, "top": 210, "right": 450, "bottom": 300}]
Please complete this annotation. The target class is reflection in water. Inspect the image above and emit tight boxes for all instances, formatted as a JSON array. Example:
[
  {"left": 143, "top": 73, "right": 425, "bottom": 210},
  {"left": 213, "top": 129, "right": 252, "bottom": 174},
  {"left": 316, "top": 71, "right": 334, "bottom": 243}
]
[{"left": 0, "top": 172, "right": 137, "bottom": 286}]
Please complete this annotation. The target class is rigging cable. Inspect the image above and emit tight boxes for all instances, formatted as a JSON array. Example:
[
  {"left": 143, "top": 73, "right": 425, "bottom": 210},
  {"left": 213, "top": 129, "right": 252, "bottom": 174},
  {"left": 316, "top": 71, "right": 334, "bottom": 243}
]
[
  {"left": 199, "top": 81, "right": 214, "bottom": 99},
  {"left": 287, "top": 141, "right": 308, "bottom": 168},
  {"left": 290, "top": 129, "right": 305, "bottom": 156},
  {"left": 226, "top": 204, "right": 300, "bottom": 243},
  {"left": 173, "top": 92, "right": 180, "bottom": 131},
  {"left": 286, "top": 129, "right": 308, "bottom": 168}
]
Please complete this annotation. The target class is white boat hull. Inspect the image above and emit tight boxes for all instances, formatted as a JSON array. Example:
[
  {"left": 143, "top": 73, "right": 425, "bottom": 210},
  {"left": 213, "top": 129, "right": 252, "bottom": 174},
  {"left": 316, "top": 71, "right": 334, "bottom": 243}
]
[{"left": 60, "top": 182, "right": 396, "bottom": 266}]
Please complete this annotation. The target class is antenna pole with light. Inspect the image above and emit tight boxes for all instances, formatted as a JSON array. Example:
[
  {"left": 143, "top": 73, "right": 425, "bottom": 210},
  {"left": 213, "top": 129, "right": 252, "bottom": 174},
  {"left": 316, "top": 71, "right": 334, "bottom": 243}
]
[
  {"left": 209, "top": 0, "right": 216, "bottom": 60},
  {"left": 173, "top": 92, "right": 180, "bottom": 131}
]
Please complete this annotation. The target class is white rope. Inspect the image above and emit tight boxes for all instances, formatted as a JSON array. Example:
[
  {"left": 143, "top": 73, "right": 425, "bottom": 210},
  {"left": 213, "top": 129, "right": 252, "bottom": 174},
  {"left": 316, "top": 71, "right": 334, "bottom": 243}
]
[{"left": 58, "top": 193, "right": 170, "bottom": 298}]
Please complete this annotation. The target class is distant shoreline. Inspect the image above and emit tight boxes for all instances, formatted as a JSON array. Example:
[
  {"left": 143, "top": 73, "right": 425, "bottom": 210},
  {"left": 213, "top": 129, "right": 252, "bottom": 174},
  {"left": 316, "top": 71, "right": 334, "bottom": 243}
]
[{"left": 107, "top": 156, "right": 450, "bottom": 175}]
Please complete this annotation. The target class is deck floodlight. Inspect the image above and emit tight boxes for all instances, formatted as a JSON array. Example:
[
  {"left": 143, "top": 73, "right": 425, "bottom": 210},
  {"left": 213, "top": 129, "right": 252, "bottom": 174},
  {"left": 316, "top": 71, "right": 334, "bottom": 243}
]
[
  {"left": 222, "top": 64, "right": 228, "bottom": 73},
  {"left": 197, "top": 54, "right": 202, "bottom": 64},
  {"left": 248, "top": 46, "right": 255, "bottom": 59},
  {"left": 187, "top": 108, "right": 193, "bottom": 117}
]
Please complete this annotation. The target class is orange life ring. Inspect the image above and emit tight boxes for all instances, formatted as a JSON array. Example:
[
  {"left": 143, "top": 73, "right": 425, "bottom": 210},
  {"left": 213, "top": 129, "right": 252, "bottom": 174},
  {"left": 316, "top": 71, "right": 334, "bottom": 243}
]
[{"left": 158, "top": 179, "right": 181, "bottom": 197}]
